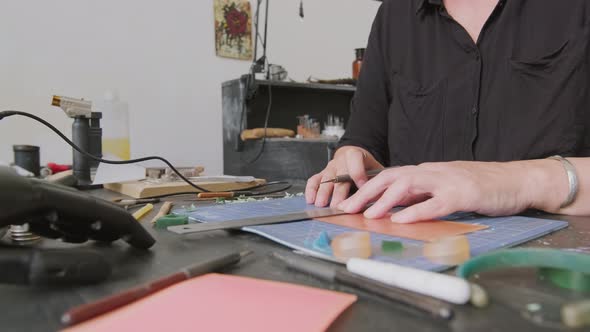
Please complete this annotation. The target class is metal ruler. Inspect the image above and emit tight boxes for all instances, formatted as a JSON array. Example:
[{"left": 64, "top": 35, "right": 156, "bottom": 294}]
[{"left": 167, "top": 207, "right": 345, "bottom": 235}]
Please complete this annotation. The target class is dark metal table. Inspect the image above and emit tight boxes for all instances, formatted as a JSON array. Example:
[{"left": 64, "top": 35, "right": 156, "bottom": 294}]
[{"left": 1, "top": 188, "right": 589, "bottom": 332}]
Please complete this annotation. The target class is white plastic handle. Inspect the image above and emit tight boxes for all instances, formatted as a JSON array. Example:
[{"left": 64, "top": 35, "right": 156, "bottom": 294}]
[{"left": 347, "top": 258, "right": 471, "bottom": 304}]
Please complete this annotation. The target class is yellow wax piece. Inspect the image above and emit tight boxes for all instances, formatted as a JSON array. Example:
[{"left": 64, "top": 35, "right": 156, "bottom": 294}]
[
  {"left": 423, "top": 235, "right": 470, "bottom": 265},
  {"left": 132, "top": 203, "right": 154, "bottom": 221},
  {"left": 331, "top": 232, "right": 372, "bottom": 260}
]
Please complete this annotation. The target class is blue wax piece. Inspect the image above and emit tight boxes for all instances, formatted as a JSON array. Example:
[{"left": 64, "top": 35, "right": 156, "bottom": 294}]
[{"left": 312, "top": 231, "right": 332, "bottom": 255}]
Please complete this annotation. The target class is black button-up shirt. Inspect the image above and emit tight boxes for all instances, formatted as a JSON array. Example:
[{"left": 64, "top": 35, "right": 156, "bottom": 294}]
[{"left": 340, "top": 0, "right": 590, "bottom": 166}]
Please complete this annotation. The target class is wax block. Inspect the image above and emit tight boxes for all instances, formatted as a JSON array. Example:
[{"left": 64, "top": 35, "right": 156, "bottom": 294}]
[
  {"left": 331, "top": 232, "right": 372, "bottom": 260},
  {"left": 155, "top": 215, "right": 188, "bottom": 229},
  {"left": 423, "top": 235, "right": 470, "bottom": 265},
  {"left": 132, "top": 203, "right": 153, "bottom": 221},
  {"left": 381, "top": 240, "right": 403, "bottom": 253},
  {"left": 312, "top": 231, "right": 333, "bottom": 255}
]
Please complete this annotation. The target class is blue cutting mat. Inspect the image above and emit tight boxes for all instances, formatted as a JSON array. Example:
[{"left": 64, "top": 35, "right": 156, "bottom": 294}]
[{"left": 174, "top": 197, "right": 568, "bottom": 272}]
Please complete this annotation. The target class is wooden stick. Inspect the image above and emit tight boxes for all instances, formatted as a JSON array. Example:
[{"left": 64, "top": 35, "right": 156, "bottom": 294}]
[{"left": 150, "top": 201, "right": 174, "bottom": 224}]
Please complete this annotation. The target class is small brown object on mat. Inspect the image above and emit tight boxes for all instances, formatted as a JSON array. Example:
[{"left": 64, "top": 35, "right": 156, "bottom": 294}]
[
  {"left": 240, "top": 128, "right": 295, "bottom": 141},
  {"left": 316, "top": 214, "right": 487, "bottom": 242}
]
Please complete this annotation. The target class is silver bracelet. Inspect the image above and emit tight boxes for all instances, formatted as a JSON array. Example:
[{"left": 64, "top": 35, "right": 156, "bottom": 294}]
[{"left": 548, "top": 155, "right": 579, "bottom": 208}]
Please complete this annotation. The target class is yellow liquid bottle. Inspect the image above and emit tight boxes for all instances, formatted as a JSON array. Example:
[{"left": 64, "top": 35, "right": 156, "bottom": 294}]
[
  {"left": 96, "top": 91, "right": 131, "bottom": 160},
  {"left": 102, "top": 137, "right": 131, "bottom": 160}
]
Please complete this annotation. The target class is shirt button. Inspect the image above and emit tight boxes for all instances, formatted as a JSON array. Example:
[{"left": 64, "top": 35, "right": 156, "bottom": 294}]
[
  {"left": 471, "top": 107, "right": 478, "bottom": 115},
  {"left": 475, "top": 53, "right": 480, "bottom": 61}
]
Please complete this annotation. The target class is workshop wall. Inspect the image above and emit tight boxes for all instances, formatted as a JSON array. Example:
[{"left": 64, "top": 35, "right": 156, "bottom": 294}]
[{"left": 0, "top": 0, "right": 379, "bottom": 174}]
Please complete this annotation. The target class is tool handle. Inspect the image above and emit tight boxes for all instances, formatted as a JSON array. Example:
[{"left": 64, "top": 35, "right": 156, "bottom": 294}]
[
  {"left": 332, "top": 174, "right": 353, "bottom": 183},
  {"left": 62, "top": 251, "right": 249, "bottom": 326},
  {"left": 60, "top": 277, "right": 181, "bottom": 326},
  {"left": 347, "top": 258, "right": 471, "bottom": 304},
  {"left": 333, "top": 167, "right": 392, "bottom": 184},
  {"left": 183, "top": 252, "right": 242, "bottom": 276}
]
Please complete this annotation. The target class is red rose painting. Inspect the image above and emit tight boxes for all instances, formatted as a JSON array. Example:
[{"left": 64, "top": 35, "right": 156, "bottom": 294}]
[
  {"left": 226, "top": 7, "right": 248, "bottom": 36},
  {"left": 214, "top": 0, "right": 253, "bottom": 60}
]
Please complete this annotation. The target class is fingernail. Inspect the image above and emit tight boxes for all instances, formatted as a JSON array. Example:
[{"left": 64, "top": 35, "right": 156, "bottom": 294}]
[
  {"left": 390, "top": 213, "right": 409, "bottom": 224},
  {"left": 363, "top": 209, "right": 375, "bottom": 219}
]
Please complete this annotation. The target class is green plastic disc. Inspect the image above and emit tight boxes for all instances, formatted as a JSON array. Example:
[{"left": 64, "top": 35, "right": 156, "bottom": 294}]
[
  {"left": 539, "top": 268, "right": 590, "bottom": 292},
  {"left": 456, "top": 248, "right": 590, "bottom": 292}
]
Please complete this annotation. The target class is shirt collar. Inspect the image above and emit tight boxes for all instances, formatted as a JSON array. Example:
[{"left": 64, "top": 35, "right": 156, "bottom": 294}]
[
  {"left": 415, "top": 0, "right": 442, "bottom": 15},
  {"left": 415, "top": 0, "right": 506, "bottom": 15}
]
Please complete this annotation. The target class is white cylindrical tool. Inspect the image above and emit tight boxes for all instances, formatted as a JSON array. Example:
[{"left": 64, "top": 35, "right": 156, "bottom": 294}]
[{"left": 347, "top": 258, "right": 471, "bottom": 304}]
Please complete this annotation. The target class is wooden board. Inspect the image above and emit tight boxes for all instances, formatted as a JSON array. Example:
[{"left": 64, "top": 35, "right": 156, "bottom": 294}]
[
  {"left": 104, "top": 178, "right": 266, "bottom": 198},
  {"left": 316, "top": 213, "right": 488, "bottom": 242}
]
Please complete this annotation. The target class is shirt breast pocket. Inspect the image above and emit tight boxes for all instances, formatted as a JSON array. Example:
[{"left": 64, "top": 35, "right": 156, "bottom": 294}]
[
  {"left": 507, "top": 36, "right": 585, "bottom": 158},
  {"left": 388, "top": 73, "right": 448, "bottom": 165},
  {"left": 510, "top": 40, "right": 570, "bottom": 72}
]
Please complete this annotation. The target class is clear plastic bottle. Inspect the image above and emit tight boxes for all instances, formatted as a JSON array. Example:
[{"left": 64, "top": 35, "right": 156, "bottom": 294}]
[{"left": 96, "top": 90, "right": 131, "bottom": 160}]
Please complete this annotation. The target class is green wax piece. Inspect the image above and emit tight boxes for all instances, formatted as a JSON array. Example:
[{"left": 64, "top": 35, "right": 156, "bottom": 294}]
[
  {"left": 155, "top": 214, "right": 189, "bottom": 229},
  {"left": 381, "top": 240, "right": 404, "bottom": 252}
]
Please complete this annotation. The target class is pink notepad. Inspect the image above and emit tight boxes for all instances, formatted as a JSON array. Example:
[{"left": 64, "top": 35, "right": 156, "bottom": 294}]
[{"left": 64, "top": 273, "right": 357, "bottom": 332}]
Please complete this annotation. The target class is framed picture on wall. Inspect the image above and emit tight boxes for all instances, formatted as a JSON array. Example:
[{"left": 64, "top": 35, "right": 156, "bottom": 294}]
[{"left": 214, "top": 0, "right": 253, "bottom": 60}]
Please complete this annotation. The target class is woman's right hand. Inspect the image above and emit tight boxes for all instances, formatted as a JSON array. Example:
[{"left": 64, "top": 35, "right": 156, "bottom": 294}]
[{"left": 305, "top": 146, "right": 384, "bottom": 208}]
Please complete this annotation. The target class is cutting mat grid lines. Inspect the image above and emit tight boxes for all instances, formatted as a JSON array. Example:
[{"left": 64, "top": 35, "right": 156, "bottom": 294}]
[{"left": 176, "top": 197, "right": 568, "bottom": 271}]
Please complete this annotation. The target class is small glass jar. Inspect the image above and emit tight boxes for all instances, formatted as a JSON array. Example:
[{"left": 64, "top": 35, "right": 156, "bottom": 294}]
[{"left": 352, "top": 48, "right": 365, "bottom": 80}]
